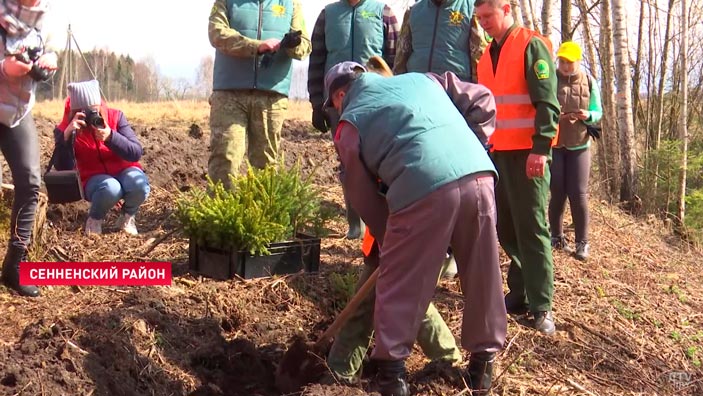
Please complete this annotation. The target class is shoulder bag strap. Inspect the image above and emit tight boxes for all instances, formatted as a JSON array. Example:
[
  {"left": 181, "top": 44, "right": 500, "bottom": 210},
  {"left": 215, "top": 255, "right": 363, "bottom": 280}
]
[{"left": 45, "top": 130, "right": 77, "bottom": 174}]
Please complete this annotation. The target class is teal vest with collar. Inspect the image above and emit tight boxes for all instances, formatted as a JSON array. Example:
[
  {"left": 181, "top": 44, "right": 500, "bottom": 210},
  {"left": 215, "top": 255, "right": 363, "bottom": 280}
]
[
  {"left": 340, "top": 73, "right": 496, "bottom": 212},
  {"left": 406, "top": 0, "right": 472, "bottom": 82},
  {"left": 324, "top": 0, "right": 385, "bottom": 74},
  {"left": 213, "top": 0, "right": 294, "bottom": 95}
]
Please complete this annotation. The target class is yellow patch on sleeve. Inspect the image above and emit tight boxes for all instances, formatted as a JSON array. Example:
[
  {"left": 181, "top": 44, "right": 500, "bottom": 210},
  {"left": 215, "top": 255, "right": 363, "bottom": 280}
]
[
  {"left": 534, "top": 59, "right": 550, "bottom": 80},
  {"left": 272, "top": 4, "right": 286, "bottom": 16}
]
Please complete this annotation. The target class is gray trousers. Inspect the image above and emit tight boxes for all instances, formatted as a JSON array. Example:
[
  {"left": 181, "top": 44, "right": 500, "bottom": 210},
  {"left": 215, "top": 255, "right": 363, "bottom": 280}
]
[
  {"left": 549, "top": 147, "right": 591, "bottom": 242},
  {"left": 0, "top": 115, "right": 41, "bottom": 251},
  {"left": 361, "top": 173, "right": 507, "bottom": 361}
]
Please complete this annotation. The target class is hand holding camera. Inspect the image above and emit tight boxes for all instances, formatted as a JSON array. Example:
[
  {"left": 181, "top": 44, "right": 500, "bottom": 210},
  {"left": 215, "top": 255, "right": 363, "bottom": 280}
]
[
  {"left": 2, "top": 54, "right": 33, "bottom": 77},
  {"left": 11, "top": 46, "right": 57, "bottom": 82},
  {"left": 64, "top": 109, "right": 108, "bottom": 141}
]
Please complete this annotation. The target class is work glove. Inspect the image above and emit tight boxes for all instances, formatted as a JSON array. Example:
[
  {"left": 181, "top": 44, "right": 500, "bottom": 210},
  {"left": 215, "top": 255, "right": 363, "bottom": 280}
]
[
  {"left": 281, "top": 30, "right": 302, "bottom": 49},
  {"left": 312, "top": 105, "right": 329, "bottom": 132}
]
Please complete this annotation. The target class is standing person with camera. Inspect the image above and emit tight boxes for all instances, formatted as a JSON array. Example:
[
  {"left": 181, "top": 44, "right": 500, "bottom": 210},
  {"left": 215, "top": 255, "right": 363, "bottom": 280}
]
[
  {"left": 207, "top": 0, "right": 311, "bottom": 189},
  {"left": 0, "top": 0, "right": 57, "bottom": 297},
  {"left": 53, "top": 80, "right": 150, "bottom": 237}
]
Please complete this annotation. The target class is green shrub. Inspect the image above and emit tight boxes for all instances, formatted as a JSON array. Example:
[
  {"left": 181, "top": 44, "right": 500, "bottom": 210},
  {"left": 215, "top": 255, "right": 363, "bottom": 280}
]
[{"left": 175, "top": 162, "right": 335, "bottom": 255}]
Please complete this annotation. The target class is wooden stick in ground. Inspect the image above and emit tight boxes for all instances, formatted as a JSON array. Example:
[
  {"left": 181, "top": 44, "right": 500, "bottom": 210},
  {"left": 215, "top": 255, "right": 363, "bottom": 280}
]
[{"left": 314, "top": 266, "right": 379, "bottom": 349}]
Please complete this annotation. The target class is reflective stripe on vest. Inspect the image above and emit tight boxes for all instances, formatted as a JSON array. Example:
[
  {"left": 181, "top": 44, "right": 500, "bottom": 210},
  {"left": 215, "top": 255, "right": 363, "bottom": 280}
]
[
  {"left": 477, "top": 27, "right": 557, "bottom": 151},
  {"left": 494, "top": 94, "right": 531, "bottom": 105},
  {"left": 496, "top": 118, "right": 534, "bottom": 129}
]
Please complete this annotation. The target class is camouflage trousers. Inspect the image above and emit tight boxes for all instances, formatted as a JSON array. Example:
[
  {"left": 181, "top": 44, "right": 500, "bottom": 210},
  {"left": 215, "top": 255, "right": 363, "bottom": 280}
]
[
  {"left": 327, "top": 245, "right": 461, "bottom": 383},
  {"left": 208, "top": 89, "right": 288, "bottom": 188}
]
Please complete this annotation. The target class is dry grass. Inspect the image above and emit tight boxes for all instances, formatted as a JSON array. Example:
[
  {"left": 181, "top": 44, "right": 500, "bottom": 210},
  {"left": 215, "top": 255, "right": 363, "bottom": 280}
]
[{"left": 33, "top": 99, "right": 312, "bottom": 125}]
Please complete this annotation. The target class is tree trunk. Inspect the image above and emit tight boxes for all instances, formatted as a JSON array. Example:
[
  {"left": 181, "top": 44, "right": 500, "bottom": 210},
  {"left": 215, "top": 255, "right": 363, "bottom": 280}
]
[
  {"left": 519, "top": 0, "right": 535, "bottom": 30},
  {"left": 599, "top": 0, "right": 621, "bottom": 201},
  {"left": 652, "top": 0, "right": 676, "bottom": 208},
  {"left": 677, "top": 0, "right": 688, "bottom": 226},
  {"left": 611, "top": 0, "right": 638, "bottom": 203},
  {"left": 511, "top": 0, "right": 525, "bottom": 27},
  {"left": 561, "top": 0, "right": 572, "bottom": 41},
  {"left": 542, "top": 0, "right": 554, "bottom": 37},
  {"left": 632, "top": 0, "right": 646, "bottom": 132}
]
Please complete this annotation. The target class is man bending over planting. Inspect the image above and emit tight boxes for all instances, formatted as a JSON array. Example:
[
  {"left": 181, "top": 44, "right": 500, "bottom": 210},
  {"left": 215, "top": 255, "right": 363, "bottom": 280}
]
[{"left": 326, "top": 61, "right": 507, "bottom": 396}]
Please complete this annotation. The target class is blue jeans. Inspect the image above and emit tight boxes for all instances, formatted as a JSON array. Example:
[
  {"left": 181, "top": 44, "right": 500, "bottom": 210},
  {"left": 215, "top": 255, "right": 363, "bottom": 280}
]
[{"left": 85, "top": 167, "right": 150, "bottom": 220}]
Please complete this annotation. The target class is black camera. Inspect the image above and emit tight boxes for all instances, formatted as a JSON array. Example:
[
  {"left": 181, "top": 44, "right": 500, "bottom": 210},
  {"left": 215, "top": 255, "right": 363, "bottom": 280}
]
[
  {"left": 83, "top": 109, "right": 105, "bottom": 129},
  {"left": 15, "top": 46, "right": 55, "bottom": 82}
]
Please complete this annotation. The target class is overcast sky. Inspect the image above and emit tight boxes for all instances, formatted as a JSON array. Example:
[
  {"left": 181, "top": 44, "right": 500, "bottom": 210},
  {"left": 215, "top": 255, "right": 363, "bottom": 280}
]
[
  {"left": 42, "top": 0, "right": 411, "bottom": 82},
  {"left": 42, "top": 0, "right": 639, "bottom": 83}
]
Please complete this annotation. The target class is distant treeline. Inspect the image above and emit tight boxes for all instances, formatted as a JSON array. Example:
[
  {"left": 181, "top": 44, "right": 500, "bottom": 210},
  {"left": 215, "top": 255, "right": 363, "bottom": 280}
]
[{"left": 36, "top": 49, "right": 310, "bottom": 102}]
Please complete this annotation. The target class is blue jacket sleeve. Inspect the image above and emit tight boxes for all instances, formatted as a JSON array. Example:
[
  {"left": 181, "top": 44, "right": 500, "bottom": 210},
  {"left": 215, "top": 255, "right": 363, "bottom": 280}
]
[{"left": 105, "top": 111, "right": 143, "bottom": 162}]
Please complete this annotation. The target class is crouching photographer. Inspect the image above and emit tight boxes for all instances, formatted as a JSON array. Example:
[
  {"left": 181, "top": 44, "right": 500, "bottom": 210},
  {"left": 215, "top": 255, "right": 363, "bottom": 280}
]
[
  {"left": 53, "top": 80, "right": 150, "bottom": 237},
  {"left": 0, "top": 0, "right": 57, "bottom": 298}
]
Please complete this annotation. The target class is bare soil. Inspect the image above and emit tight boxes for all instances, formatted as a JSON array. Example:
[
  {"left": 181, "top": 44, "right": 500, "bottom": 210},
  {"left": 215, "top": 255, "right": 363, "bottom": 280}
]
[{"left": 0, "top": 112, "right": 701, "bottom": 396}]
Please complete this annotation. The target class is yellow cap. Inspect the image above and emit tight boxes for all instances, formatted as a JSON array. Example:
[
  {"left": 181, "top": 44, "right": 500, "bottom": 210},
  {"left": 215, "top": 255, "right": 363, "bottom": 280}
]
[{"left": 556, "top": 41, "right": 582, "bottom": 62}]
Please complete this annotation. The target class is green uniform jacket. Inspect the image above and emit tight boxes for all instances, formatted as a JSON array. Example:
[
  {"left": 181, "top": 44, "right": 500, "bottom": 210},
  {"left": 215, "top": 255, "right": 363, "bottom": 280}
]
[
  {"left": 402, "top": 0, "right": 474, "bottom": 82},
  {"left": 208, "top": 0, "right": 311, "bottom": 96},
  {"left": 341, "top": 72, "right": 496, "bottom": 212},
  {"left": 324, "top": 0, "right": 385, "bottom": 73}
]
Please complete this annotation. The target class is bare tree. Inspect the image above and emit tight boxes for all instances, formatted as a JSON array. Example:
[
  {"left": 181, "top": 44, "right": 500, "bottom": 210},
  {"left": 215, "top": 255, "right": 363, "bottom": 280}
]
[
  {"left": 677, "top": 0, "right": 689, "bottom": 225},
  {"left": 599, "top": 0, "right": 621, "bottom": 200},
  {"left": 511, "top": 0, "right": 525, "bottom": 27},
  {"left": 611, "top": 0, "right": 638, "bottom": 202},
  {"left": 632, "top": 0, "right": 647, "bottom": 131},
  {"left": 195, "top": 55, "right": 214, "bottom": 99},
  {"left": 541, "top": 0, "right": 554, "bottom": 36},
  {"left": 654, "top": 0, "right": 675, "bottom": 151},
  {"left": 519, "top": 0, "right": 535, "bottom": 30},
  {"left": 560, "top": 0, "right": 571, "bottom": 41},
  {"left": 133, "top": 57, "right": 160, "bottom": 102}
]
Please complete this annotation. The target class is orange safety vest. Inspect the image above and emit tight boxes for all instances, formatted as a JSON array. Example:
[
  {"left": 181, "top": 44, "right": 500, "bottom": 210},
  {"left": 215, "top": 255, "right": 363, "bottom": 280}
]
[
  {"left": 477, "top": 27, "right": 558, "bottom": 151},
  {"left": 361, "top": 228, "right": 375, "bottom": 257}
]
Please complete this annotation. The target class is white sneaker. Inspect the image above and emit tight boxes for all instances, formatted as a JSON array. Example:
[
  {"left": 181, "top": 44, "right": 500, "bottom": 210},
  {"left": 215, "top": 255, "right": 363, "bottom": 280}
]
[
  {"left": 117, "top": 213, "right": 138, "bottom": 236},
  {"left": 85, "top": 217, "right": 103, "bottom": 235}
]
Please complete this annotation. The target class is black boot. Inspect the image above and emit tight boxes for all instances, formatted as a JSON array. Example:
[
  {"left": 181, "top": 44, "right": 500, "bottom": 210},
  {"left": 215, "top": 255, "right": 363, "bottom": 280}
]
[
  {"left": 373, "top": 359, "right": 409, "bottom": 396},
  {"left": 466, "top": 351, "right": 495, "bottom": 395},
  {"left": 2, "top": 246, "right": 40, "bottom": 297}
]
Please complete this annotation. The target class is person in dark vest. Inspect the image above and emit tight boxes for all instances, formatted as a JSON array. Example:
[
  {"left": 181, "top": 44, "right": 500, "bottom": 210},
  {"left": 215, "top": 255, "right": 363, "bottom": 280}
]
[
  {"left": 549, "top": 41, "right": 602, "bottom": 261},
  {"left": 54, "top": 80, "right": 150, "bottom": 237},
  {"left": 327, "top": 61, "right": 507, "bottom": 396},
  {"left": 307, "top": 0, "right": 400, "bottom": 240},
  {"left": 475, "top": 0, "right": 560, "bottom": 334},
  {"left": 0, "top": 0, "right": 57, "bottom": 297},
  {"left": 393, "top": 0, "right": 486, "bottom": 83},
  {"left": 207, "top": 0, "right": 311, "bottom": 188}
]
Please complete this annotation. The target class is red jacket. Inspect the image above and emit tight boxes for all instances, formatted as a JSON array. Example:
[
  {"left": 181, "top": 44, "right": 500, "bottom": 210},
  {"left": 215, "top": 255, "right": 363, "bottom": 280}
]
[{"left": 54, "top": 98, "right": 143, "bottom": 188}]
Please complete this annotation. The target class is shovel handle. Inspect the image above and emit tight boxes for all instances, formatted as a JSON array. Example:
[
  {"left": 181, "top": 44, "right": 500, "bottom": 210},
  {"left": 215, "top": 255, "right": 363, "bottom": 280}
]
[{"left": 315, "top": 266, "right": 379, "bottom": 348}]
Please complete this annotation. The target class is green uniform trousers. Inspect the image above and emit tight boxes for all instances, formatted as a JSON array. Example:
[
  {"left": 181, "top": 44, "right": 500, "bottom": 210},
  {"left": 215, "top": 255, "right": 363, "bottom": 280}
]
[
  {"left": 492, "top": 150, "right": 554, "bottom": 313},
  {"left": 327, "top": 244, "right": 461, "bottom": 382},
  {"left": 208, "top": 89, "right": 288, "bottom": 188}
]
